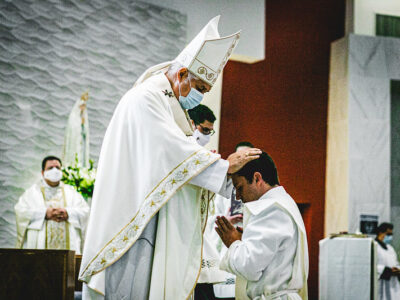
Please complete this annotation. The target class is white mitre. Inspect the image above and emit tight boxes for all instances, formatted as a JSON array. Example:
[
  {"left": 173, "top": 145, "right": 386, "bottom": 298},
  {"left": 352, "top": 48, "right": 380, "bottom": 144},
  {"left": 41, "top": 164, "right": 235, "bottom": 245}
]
[
  {"left": 175, "top": 15, "right": 240, "bottom": 86},
  {"left": 134, "top": 15, "right": 240, "bottom": 87}
]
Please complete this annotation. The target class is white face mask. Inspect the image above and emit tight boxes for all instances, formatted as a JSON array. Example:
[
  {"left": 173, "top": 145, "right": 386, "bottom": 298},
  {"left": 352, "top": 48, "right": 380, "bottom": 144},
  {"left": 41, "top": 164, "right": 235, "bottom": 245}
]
[
  {"left": 193, "top": 129, "right": 211, "bottom": 146},
  {"left": 44, "top": 167, "right": 62, "bottom": 183}
]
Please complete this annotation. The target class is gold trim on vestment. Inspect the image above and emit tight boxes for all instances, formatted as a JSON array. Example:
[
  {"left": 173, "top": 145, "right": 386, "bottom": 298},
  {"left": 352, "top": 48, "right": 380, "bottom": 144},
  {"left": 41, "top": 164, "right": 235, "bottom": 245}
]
[
  {"left": 62, "top": 188, "right": 70, "bottom": 250},
  {"left": 79, "top": 149, "right": 219, "bottom": 282},
  {"left": 40, "top": 185, "right": 69, "bottom": 250},
  {"left": 41, "top": 187, "right": 48, "bottom": 249}
]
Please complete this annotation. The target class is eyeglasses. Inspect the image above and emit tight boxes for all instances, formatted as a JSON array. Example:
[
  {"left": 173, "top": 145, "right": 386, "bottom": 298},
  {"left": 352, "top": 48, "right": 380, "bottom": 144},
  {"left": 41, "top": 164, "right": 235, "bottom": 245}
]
[{"left": 198, "top": 124, "right": 215, "bottom": 136}]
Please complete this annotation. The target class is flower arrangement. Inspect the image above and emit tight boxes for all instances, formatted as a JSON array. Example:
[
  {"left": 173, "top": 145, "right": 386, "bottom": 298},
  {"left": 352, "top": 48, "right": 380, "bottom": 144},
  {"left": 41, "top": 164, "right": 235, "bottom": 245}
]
[{"left": 61, "top": 155, "right": 96, "bottom": 201}]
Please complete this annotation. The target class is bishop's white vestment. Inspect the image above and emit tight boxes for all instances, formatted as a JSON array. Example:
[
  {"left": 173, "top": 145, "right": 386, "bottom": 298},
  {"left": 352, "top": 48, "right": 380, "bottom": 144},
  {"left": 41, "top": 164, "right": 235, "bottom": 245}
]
[
  {"left": 15, "top": 180, "right": 89, "bottom": 254},
  {"left": 79, "top": 73, "right": 232, "bottom": 299},
  {"left": 220, "top": 186, "right": 308, "bottom": 300},
  {"left": 376, "top": 241, "right": 400, "bottom": 300}
]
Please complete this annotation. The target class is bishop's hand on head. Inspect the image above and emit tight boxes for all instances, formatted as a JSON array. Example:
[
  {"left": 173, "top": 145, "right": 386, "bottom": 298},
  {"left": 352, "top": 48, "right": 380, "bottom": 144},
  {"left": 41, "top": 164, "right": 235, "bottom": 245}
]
[{"left": 227, "top": 148, "right": 262, "bottom": 174}]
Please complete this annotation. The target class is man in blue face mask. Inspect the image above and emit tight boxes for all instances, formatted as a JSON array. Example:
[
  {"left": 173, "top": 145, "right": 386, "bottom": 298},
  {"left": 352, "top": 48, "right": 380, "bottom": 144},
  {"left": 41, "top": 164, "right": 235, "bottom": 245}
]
[{"left": 375, "top": 222, "right": 400, "bottom": 300}]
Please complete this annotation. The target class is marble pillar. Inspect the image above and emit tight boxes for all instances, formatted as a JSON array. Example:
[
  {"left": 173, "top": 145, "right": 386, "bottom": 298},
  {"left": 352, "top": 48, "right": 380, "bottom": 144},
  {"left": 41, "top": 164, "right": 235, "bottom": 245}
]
[{"left": 326, "top": 34, "right": 400, "bottom": 247}]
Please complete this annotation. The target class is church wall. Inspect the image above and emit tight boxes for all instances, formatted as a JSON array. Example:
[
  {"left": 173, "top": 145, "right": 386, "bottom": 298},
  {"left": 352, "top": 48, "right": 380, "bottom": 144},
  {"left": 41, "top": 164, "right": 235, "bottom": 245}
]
[
  {"left": 0, "top": 0, "right": 186, "bottom": 247},
  {"left": 142, "top": 0, "right": 265, "bottom": 62},
  {"left": 327, "top": 34, "right": 400, "bottom": 237},
  {"left": 353, "top": 0, "right": 400, "bottom": 36},
  {"left": 347, "top": 34, "right": 394, "bottom": 233},
  {"left": 219, "top": 0, "right": 346, "bottom": 298}
]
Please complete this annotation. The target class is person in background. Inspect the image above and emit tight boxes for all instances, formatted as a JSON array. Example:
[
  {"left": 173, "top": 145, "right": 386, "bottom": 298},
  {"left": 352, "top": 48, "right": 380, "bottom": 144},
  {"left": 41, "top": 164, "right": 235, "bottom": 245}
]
[
  {"left": 188, "top": 104, "right": 216, "bottom": 147},
  {"left": 376, "top": 222, "right": 400, "bottom": 300},
  {"left": 15, "top": 155, "right": 89, "bottom": 254},
  {"left": 189, "top": 104, "right": 223, "bottom": 300}
]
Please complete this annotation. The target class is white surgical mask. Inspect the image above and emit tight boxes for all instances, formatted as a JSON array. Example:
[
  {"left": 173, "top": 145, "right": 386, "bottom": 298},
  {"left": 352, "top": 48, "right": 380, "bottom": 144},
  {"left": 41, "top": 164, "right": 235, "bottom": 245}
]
[
  {"left": 44, "top": 167, "right": 62, "bottom": 183},
  {"left": 193, "top": 129, "right": 211, "bottom": 146}
]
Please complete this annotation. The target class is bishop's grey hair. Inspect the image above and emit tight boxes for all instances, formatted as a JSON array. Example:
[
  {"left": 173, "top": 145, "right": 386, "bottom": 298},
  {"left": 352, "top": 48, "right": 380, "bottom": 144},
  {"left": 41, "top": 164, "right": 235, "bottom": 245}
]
[{"left": 167, "top": 61, "right": 199, "bottom": 81}]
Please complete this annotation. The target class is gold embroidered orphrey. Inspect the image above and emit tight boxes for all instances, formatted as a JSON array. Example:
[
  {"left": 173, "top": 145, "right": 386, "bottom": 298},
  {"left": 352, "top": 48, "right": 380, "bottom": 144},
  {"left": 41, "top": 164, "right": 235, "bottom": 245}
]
[
  {"left": 40, "top": 185, "right": 70, "bottom": 250},
  {"left": 80, "top": 149, "right": 218, "bottom": 281}
]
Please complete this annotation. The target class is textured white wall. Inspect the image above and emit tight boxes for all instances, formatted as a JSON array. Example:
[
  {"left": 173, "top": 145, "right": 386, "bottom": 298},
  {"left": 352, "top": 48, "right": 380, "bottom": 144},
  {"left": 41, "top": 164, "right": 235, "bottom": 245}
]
[
  {"left": 143, "top": 0, "right": 265, "bottom": 62},
  {"left": 326, "top": 34, "right": 400, "bottom": 238},
  {"left": 0, "top": 0, "right": 186, "bottom": 247}
]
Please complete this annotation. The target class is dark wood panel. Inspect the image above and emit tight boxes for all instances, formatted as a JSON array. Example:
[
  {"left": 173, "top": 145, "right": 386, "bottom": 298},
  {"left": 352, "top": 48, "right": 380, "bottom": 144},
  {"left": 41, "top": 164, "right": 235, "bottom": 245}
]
[
  {"left": 75, "top": 254, "right": 83, "bottom": 291},
  {"left": 0, "top": 249, "right": 75, "bottom": 300}
]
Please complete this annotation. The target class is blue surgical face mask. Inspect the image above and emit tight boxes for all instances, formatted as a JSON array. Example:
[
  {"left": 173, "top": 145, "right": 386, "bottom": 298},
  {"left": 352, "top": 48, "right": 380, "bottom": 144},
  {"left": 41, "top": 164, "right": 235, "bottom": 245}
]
[
  {"left": 178, "top": 76, "right": 204, "bottom": 110},
  {"left": 383, "top": 235, "right": 393, "bottom": 245}
]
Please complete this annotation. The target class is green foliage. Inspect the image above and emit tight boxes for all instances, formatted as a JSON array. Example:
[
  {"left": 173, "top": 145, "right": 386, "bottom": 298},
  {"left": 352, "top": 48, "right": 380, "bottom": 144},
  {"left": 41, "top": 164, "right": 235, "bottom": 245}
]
[{"left": 61, "top": 154, "right": 96, "bottom": 201}]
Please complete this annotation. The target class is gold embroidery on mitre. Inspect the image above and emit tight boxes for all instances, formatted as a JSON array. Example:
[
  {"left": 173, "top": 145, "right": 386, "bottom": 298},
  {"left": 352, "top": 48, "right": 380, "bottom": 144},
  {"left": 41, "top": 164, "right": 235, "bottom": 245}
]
[{"left": 197, "top": 66, "right": 215, "bottom": 81}]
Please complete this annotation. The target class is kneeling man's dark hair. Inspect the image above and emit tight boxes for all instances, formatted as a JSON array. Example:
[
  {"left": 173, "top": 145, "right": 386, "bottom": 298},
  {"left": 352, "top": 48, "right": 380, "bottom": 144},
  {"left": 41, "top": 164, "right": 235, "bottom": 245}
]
[
  {"left": 236, "top": 151, "right": 279, "bottom": 186},
  {"left": 42, "top": 156, "right": 62, "bottom": 171},
  {"left": 235, "top": 141, "right": 254, "bottom": 151}
]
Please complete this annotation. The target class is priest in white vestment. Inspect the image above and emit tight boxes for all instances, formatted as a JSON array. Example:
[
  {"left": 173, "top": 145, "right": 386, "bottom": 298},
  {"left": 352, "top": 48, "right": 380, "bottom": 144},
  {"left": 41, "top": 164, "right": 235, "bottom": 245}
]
[
  {"left": 79, "top": 16, "right": 262, "bottom": 299},
  {"left": 15, "top": 156, "right": 90, "bottom": 254},
  {"left": 375, "top": 222, "right": 400, "bottom": 300},
  {"left": 216, "top": 152, "right": 309, "bottom": 300}
]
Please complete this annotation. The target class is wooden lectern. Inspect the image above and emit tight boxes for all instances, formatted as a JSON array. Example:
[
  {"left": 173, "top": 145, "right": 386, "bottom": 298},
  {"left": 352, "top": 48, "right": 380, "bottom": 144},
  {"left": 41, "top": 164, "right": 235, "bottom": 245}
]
[{"left": 0, "top": 249, "right": 76, "bottom": 300}]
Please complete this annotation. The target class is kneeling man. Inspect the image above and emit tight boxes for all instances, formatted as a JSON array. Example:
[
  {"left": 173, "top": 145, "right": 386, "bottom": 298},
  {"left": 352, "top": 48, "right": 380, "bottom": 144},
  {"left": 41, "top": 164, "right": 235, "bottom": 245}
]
[{"left": 215, "top": 152, "right": 308, "bottom": 300}]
